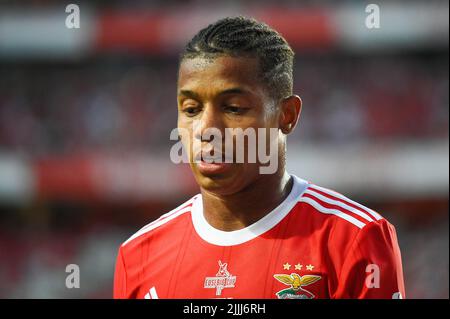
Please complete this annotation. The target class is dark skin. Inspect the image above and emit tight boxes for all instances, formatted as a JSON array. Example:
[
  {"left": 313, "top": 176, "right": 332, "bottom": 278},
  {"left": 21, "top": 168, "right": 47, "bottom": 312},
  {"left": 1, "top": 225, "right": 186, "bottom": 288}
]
[{"left": 177, "top": 55, "right": 302, "bottom": 231}]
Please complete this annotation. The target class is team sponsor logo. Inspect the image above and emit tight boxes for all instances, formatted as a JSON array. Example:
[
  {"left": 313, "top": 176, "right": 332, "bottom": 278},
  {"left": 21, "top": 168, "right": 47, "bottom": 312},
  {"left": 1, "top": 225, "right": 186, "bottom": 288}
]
[
  {"left": 273, "top": 273, "right": 321, "bottom": 299},
  {"left": 204, "top": 260, "right": 237, "bottom": 296}
]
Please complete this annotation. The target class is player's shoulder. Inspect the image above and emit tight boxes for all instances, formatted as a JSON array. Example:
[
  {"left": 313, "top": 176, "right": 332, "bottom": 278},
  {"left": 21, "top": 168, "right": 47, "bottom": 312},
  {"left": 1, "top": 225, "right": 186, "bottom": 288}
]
[
  {"left": 292, "top": 177, "right": 399, "bottom": 258},
  {"left": 120, "top": 194, "right": 199, "bottom": 249},
  {"left": 293, "top": 175, "right": 388, "bottom": 233}
]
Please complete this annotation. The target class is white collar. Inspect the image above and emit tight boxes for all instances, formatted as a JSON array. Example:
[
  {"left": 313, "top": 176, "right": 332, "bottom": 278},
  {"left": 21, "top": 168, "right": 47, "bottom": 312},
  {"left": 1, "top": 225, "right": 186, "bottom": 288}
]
[{"left": 191, "top": 175, "right": 309, "bottom": 246}]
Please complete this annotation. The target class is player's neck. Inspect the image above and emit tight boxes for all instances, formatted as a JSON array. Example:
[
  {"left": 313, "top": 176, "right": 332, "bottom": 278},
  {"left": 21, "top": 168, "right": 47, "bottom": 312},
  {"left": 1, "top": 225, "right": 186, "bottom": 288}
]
[{"left": 200, "top": 170, "right": 293, "bottom": 232}]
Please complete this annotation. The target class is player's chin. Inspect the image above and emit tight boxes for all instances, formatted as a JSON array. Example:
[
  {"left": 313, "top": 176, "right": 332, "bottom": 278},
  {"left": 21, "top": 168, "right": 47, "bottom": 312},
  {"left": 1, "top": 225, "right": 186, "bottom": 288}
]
[{"left": 192, "top": 163, "right": 245, "bottom": 194}]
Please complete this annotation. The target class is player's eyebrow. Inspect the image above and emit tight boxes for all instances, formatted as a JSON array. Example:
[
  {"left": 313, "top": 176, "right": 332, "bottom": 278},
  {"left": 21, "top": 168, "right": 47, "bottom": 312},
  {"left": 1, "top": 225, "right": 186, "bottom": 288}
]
[
  {"left": 217, "top": 88, "right": 249, "bottom": 96},
  {"left": 178, "top": 87, "right": 250, "bottom": 100},
  {"left": 178, "top": 90, "right": 201, "bottom": 100}
]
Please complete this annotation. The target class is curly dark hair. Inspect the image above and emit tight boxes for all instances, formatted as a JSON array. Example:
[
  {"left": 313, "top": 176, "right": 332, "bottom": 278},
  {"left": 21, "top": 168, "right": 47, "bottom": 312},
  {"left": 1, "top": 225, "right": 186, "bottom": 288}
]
[{"left": 180, "top": 16, "right": 295, "bottom": 102}]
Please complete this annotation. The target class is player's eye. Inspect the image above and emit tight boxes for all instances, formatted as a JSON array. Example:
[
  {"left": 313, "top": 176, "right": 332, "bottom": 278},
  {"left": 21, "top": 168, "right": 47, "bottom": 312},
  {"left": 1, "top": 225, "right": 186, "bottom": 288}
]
[
  {"left": 183, "top": 106, "right": 201, "bottom": 117},
  {"left": 224, "top": 105, "right": 246, "bottom": 115}
]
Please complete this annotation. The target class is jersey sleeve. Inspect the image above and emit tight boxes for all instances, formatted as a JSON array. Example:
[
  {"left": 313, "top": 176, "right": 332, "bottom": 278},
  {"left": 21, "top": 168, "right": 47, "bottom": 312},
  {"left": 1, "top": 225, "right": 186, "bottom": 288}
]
[
  {"left": 334, "top": 219, "right": 406, "bottom": 299},
  {"left": 113, "top": 246, "right": 127, "bottom": 299}
]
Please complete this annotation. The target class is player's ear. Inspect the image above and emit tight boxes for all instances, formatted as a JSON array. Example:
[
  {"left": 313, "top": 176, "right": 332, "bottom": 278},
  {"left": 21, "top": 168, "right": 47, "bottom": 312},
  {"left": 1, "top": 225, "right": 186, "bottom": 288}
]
[{"left": 279, "top": 95, "right": 302, "bottom": 134}]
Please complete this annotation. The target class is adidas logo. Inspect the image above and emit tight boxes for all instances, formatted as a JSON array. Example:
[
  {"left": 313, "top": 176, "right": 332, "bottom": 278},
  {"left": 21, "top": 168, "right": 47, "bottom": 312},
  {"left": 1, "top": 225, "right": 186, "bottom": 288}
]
[{"left": 144, "top": 286, "right": 159, "bottom": 299}]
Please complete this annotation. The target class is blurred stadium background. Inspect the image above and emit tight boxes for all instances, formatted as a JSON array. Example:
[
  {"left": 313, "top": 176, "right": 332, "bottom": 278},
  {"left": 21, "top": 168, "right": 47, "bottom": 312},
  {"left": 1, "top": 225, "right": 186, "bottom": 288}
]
[{"left": 0, "top": 0, "right": 448, "bottom": 298}]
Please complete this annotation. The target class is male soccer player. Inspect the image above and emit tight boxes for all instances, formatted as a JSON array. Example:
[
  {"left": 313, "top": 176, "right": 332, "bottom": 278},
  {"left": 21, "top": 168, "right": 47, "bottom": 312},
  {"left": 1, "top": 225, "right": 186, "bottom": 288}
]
[{"left": 114, "top": 16, "right": 405, "bottom": 299}]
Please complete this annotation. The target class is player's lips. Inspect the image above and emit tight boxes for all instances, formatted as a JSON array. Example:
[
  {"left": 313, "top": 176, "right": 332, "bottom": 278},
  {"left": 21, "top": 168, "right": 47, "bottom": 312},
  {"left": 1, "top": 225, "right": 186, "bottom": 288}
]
[
  {"left": 193, "top": 151, "right": 234, "bottom": 162},
  {"left": 196, "top": 160, "right": 232, "bottom": 175},
  {"left": 193, "top": 152, "right": 234, "bottom": 175}
]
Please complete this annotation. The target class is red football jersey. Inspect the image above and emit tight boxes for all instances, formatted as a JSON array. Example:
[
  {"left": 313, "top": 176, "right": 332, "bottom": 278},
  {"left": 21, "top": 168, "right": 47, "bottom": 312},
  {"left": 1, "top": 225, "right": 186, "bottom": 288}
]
[{"left": 114, "top": 175, "right": 405, "bottom": 299}]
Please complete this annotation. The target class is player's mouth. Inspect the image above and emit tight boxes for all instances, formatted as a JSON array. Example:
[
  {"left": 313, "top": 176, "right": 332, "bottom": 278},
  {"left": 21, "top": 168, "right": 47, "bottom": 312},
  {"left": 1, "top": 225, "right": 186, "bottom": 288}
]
[{"left": 194, "top": 152, "right": 234, "bottom": 175}]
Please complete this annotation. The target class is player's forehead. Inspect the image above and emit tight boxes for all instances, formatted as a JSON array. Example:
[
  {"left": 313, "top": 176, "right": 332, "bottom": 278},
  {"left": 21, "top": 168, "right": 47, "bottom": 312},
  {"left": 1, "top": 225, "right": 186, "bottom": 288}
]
[{"left": 177, "top": 55, "right": 264, "bottom": 99}]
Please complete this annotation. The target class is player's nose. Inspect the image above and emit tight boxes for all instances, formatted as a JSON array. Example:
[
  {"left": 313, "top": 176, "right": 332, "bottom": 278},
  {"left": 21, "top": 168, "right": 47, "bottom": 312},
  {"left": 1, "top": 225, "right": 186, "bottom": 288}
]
[{"left": 194, "top": 104, "right": 225, "bottom": 141}]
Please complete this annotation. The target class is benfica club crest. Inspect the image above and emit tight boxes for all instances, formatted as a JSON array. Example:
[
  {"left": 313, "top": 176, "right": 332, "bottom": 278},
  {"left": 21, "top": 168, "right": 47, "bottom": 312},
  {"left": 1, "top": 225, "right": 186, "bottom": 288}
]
[
  {"left": 204, "top": 260, "right": 237, "bottom": 296},
  {"left": 273, "top": 273, "right": 321, "bottom": 299}
]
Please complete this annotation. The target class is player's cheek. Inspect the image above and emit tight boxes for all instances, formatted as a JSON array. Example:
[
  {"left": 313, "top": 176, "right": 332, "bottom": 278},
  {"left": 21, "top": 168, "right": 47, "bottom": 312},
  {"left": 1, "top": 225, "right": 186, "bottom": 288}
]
[
  {"left": 178, "top": 133, "right": 194, "bottom": 162},
  {"left": 186, "top": 140, "right": 195, "bottom": 162}
]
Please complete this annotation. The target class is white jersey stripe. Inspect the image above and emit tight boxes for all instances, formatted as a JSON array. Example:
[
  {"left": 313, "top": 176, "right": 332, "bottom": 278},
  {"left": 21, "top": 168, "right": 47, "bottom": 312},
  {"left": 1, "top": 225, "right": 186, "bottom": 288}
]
[
  {"left": 140, "top": 196, "right": 198, "bottom": 232},
  {"left": 304, "top": 189, "right": 374, "bottom": 223},
  {"left": 122, "top": 206, "right": 192, "bottom": 247},
  {"left": 299, "top": 196, "right": 366, "bottom": 229},
  {"left": 140, "top": 204, "right": 190, "bottom": 231},
  {"left": 309, "top": 185, "right": 383, "bottom": 221}
]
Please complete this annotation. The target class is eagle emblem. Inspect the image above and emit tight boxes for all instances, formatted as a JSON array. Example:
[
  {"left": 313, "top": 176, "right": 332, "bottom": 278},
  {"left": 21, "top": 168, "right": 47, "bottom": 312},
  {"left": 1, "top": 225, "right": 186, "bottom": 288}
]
[{"left": 273, "top": 273, "right": 321, "bottom": 299}]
